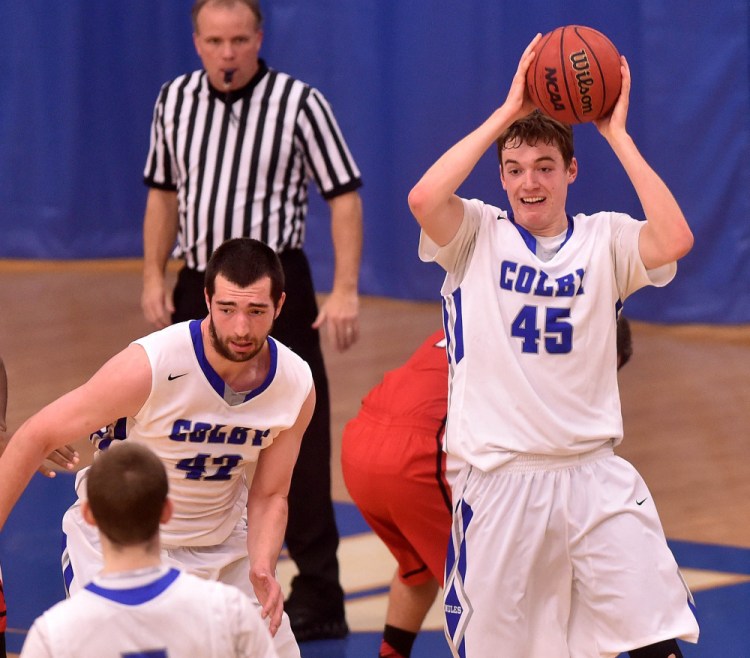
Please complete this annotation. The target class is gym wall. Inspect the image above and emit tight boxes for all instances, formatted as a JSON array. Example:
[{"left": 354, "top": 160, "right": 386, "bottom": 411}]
[{"left": 1, "top": 1, "right": 748, "bottom": 323}]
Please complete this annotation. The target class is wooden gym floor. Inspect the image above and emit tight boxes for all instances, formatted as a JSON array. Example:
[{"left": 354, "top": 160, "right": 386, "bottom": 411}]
[{"left": 1, "top": 259, "right": 749, "bottom": 656}]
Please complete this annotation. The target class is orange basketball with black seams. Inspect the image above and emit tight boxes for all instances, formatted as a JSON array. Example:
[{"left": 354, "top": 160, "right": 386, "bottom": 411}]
[{"left": 526, "top": 25, "right": 622, "bottom": 124}]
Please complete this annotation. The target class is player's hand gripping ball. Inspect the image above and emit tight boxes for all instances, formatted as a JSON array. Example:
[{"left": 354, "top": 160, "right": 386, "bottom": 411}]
[{"left": 526, "top": 25, "right": 622, "bottom": 124}]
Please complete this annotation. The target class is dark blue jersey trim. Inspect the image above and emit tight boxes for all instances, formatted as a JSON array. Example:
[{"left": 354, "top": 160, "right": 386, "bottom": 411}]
[
  {"left": 190, "top": 319, "right": 225, "bottom": 397},
  {"left": 507, "top": 212, "right": 575, "bottom": 256},
  {"left": 85, "top": 568, "right": 180, "bottom": 606},
  {"left": 189, "top": 319, "right": 277, "bottom": 402},
  {"left": 245, "top": 337, "right": 277, "bottom": 402}
]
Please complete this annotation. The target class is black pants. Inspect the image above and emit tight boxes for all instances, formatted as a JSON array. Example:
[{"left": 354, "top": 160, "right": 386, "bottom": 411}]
[{"left": 172, "top": 250, "right": 343, "bottom": 608}]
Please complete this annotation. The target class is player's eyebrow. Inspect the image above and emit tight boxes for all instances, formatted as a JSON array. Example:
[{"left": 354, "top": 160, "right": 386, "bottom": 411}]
[
  {"left": 215, "top": 299, "right": 270, "bottom": 309},
  {"left": 504, "top": 155, "right": 557, "bottom": 166}
]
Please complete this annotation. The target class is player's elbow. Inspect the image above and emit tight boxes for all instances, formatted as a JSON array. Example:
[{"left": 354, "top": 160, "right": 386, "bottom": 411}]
[
  {"left": 680, "top": 227, "right": 695, "bottom": 257},
  {"left": 407, "top": 183, "right": 434, "bottom": 227},
  {"left": 642, "top": 220, "right": 694, "bottom": 265},
  {"left": 670, "top": 224, "right": 694, "bottom": 261}
]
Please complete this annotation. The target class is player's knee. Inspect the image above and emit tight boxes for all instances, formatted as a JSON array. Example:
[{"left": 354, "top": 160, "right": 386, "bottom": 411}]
[{"left": 628, "top": 638, "right": 683, "bottom": 658}]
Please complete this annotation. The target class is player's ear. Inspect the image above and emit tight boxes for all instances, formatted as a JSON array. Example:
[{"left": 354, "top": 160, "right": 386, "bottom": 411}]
[
  {"left": 499, "top": 164, "right": 508, "bottom": 190},
  {"left": 82, "top": 501, "right": 97, "bottom": 527},
  {"left": 274, "top": 292, "right": 286, "bottom": 320},
  {"left": 160, "top": 497, "right": 174, "bottom": 525},
  {"left": 204, "top": 288, "right": 211, "bottom": 313},
  {"left": 567, "top": 157, "right": 578, "bottom": 183}
]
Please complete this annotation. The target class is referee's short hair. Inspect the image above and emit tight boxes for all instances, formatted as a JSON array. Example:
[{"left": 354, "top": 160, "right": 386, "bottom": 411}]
[
  {"left": 192, "top": 0, "right": 263, "bottom": 31},
  {"left": 204, "top": 238, "right": 285, "bottom": 306},
  {"left": 87, "top": 443, "right": 168, "bottom": 547}
]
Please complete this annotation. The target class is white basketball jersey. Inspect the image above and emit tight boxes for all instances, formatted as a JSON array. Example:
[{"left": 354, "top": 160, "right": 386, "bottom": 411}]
[
  {"left": 78, "top": 321, "right": 313, "bottom": 547},
  {"left": 419, "top": 198, "right": 675, "bottom": 472},
  {"left": 21, "top": 567, "right": 279, "bottom": 658}
]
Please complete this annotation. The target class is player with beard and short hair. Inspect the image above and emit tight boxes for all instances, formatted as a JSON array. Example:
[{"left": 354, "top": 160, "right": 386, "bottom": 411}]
[{"left": 0, "top": 238, "right": 313, "bottom": 658}]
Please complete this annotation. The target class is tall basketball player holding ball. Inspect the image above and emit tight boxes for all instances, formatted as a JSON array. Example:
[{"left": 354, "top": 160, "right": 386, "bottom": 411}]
[{"left": 408, "top": 31, "right": 699, "bottom": 658}]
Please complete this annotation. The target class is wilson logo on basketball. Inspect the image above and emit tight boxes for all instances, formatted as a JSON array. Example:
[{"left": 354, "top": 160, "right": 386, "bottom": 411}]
[
  {"left": 527, "top": 25, "right": 621, "bottom": 123},
  {"left": 543, "top": 67, "right": 566, "bottom": 111},
  {"left": 569, "top": 49, "right": 594, "bottom": 116}
]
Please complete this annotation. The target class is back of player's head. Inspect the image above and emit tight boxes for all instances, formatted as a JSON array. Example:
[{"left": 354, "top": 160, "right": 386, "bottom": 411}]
[
  {"left": 616, "top": 315, "right": 633, "bottom": 370},
  {"left": 204, "top": 237, "right": 285, "bottom": 306},
  {"left": 192, "top": 0, "right": 263, "bottom": 31},
  {"left": 497, "top": 110, "right": 575, "bottom": 168},
  {"left": 86, "top": 443, "right": 168, "bottom": 547}
]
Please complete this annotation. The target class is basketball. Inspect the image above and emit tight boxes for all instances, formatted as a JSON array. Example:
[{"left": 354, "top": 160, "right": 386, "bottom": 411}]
[{"left": 526, "top": 25, "right": 622, "bottom": 124}]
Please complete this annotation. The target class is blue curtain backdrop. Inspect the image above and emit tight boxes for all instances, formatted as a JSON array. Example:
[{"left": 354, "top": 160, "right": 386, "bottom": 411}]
[{"left": 1, "top": 0, "right": 748, "bottom": 323}]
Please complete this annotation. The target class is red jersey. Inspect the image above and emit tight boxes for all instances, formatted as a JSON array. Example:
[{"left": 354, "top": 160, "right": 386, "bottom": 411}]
[{"left": 359, "top": 329, "right": 447, "bottom": 427}]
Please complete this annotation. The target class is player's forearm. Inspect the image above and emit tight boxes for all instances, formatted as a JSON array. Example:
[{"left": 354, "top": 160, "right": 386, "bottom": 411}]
[
  {"left": 607, "top": 131, "right": 694, "bottom": 267},
  {"left": 0, "top": 426, "right": 51, "bottom": 529},
  {"left": 408, "top": 105, "right": 518, "bottom": 243},
  {"left": 246, "top": 494, "right": 288, "bottom": 573},
  {"left": 419, "top": 106, "right": 522, "bottom": 200},
  {"left": 329, "top": 192, "right": 363, "bottom": 297}
]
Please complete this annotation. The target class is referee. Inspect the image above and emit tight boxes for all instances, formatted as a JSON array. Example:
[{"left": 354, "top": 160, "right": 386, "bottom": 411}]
[{"left": 140, "top": 0, "right": 363, "bottom": 642}]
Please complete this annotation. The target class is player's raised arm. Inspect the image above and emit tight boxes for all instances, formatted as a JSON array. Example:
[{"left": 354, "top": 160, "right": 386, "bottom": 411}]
[
  {"left": 408, "top": 34, "right": 541, "bottom": 247},
  {"left": 594, "top": 57, "right": 694, "bottom": 269},
  {"left": 0, "top": 344, "right": 152, "bottom": 531},
  {"left": 246, "top": 385, "right": 315, "bottom": 635}
]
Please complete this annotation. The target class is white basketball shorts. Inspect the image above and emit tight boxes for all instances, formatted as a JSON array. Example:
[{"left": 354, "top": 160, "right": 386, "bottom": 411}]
[{"left": 444, "top": 444, "right": 699, "bottom": 658}]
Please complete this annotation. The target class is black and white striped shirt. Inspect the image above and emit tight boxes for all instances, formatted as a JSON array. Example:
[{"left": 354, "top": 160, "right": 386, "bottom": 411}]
[{"left": 144, "top": 60, "right": 362, "bottom": 271}]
